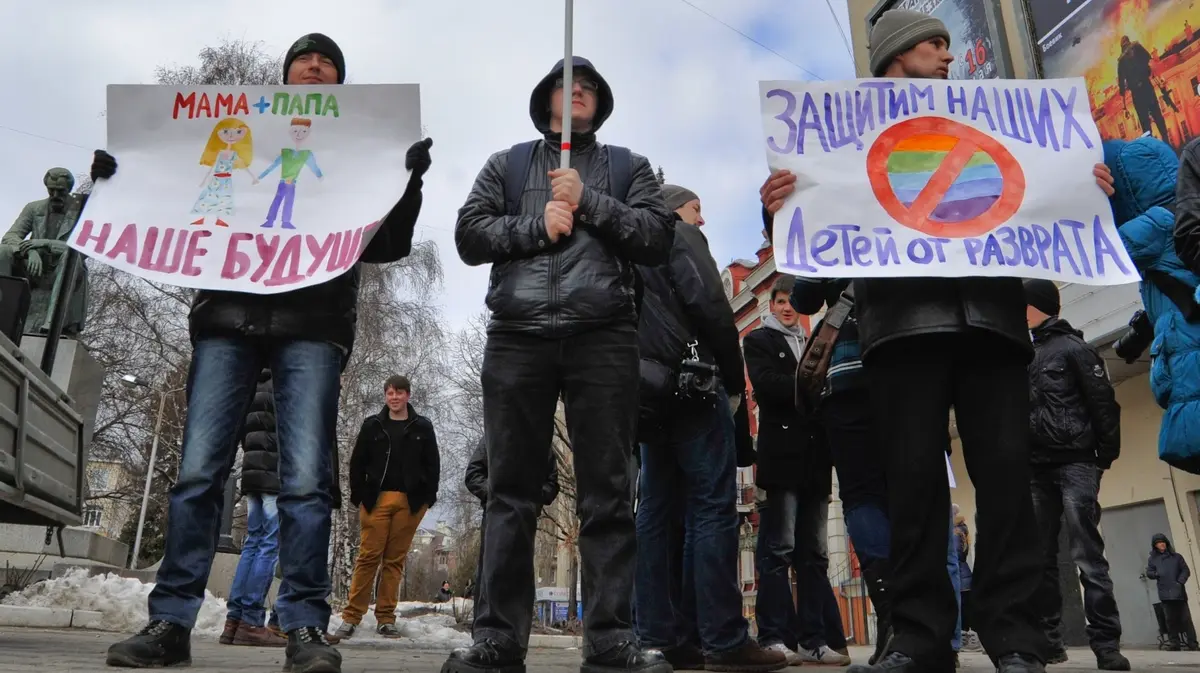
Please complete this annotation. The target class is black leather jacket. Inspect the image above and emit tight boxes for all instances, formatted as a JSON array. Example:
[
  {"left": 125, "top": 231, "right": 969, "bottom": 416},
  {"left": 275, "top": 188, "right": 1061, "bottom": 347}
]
[
  {"left": 455, "top": 60, "right": 673, "bottom": 337},
  {"left": 1028, "top": 317, "right": 1121, "bottom": 468},
  {"left": 189, "top": 177, "right": 424, "bottom": 357}
]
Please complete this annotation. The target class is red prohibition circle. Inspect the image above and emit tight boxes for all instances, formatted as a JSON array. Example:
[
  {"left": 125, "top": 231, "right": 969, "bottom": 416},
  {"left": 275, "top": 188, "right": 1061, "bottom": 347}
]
[{"left": 867, "top": 117, "right": 1026, "bottom": 238}]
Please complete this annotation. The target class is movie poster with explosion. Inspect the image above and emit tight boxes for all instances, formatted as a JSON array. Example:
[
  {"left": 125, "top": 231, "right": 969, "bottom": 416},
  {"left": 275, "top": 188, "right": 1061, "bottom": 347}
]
[
  {"left": 1033, "top": 0, "right": 1199, "bottom": 151},
  {"left": 758, "top": 78, "right": 1138, "bottom": 286}
]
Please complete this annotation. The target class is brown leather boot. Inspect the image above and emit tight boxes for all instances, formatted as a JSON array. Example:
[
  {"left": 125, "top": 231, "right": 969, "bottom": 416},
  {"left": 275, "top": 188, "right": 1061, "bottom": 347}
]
[
  {"left": 232, "top": 623, "right": 287, "bottom": 647},
  {"left": 219, "top": 618, "right": 240, "bottom": 645}
]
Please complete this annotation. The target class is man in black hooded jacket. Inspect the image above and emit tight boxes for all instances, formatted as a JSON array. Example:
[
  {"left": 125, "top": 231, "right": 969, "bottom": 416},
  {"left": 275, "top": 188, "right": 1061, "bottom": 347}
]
[
  {"left": 105, "top": 33, "right": 430, "bottom": 673},
  {"left": 446, "top": 56, "right": 673, "bottom": 673},
  {"left": 1147, "top": 534, "right": 1199, "bottom": 650}
]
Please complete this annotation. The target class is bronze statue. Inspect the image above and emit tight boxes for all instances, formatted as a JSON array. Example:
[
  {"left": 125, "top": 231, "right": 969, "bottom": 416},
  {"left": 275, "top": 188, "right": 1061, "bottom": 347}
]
[{"left": 0, "top": 168, "right": 89, "bottom": 336}]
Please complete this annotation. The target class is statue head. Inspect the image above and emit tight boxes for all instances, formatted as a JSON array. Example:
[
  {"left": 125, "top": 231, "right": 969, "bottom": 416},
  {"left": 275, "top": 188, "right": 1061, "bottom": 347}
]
[{"left": 43, "top": 168, "right": 74, "bottom": 214}]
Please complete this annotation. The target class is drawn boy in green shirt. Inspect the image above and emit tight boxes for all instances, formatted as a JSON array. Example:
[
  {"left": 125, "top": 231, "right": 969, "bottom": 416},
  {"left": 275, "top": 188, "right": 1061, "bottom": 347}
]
[{"left": 259, "top": 117, "right": 324, "bottom": 229}]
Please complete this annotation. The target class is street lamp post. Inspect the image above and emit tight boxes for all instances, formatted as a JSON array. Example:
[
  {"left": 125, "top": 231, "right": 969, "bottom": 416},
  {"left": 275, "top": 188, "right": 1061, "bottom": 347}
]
[{"left": 121, "top": 374, "right": 167, "bottom": 570}]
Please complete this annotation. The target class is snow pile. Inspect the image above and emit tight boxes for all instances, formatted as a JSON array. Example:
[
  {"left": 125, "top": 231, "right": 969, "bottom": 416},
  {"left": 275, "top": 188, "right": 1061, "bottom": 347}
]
[
  {"left": 2, "top": 568, "right": 472, "bottom": 649},
  {"left": 327, "top": 599, "right": 472, "bottom": 649},
  {"left": 2, "top": 568, "right": 229, "bottom": 636}
]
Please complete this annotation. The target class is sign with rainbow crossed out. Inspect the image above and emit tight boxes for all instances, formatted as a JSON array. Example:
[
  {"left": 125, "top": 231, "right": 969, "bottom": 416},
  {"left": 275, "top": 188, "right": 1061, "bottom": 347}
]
[{"left": 759, "top": 77, "right": 1138, "bottom": 286}]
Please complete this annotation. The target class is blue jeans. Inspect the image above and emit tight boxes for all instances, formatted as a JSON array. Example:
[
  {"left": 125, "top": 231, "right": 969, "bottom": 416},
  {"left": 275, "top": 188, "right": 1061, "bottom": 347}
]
[
  {"left": 756, "top": 490, "right": 846, "bottom": 651},
  {"left": 948, "top": 508, "right": 962, "bottom": 651},
  {"left": 845, "top": 503, "right": 890, "bottom": 562},
  {"left": 635, "top": 391, "right": 746, "bottom": 653},
  {"left": 227, "top": 493, "right": 280, "bottom": 627},
  {"left": 148, "top": 338, "right": 341, "bottom": 632}
]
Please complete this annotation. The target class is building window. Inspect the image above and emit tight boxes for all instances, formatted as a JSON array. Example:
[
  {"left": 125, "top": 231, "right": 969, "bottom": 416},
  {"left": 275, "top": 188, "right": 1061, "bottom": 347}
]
[
  {"left": 82, "top": 504, "right": 103, "bottom": 528},
  {"left": 88, "top": 469, "right": 110, "bottom": 492}
]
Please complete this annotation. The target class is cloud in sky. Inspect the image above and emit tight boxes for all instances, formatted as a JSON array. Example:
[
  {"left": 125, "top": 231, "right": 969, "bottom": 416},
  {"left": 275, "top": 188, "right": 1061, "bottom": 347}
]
[{"left": 0, "top": 0, "right": 854, "bottom": 326}]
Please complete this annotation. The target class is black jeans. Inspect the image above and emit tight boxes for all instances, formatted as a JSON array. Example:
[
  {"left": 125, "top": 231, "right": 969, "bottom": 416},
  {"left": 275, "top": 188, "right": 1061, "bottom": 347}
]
[
  {"left": 755, "top": 491, "right": 845, "bottom": 651},
  {"left": 1030, "top": 462, "right": 1122, "bottom": 654},
  {"left": 474, "top": 325, "right": 639, "bottom": 656},
  {"left": 866, "top": 333, "right": 1044, "bottom": 667},
  {"left": 1163, "top": 600, "right": 1199, "bottom": 648}
]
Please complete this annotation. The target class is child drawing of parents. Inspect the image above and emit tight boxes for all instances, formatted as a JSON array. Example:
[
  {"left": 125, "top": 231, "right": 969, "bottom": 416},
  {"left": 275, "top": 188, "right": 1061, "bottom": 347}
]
[
  {"left": 192, "top": 118, "right": 258, "bottom": 228},
  {"left": 258, "top": 117, "right": 324, "bottom": 230}
]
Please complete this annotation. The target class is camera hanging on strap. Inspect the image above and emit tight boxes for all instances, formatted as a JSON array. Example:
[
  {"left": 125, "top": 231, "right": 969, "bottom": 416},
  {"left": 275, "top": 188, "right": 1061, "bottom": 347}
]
[{"left": 677, "top": 340, "right": 720, "bottom": 400}]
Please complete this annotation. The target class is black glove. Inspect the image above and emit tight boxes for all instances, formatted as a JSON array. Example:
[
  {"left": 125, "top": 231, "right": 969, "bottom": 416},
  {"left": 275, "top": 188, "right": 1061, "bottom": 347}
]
[
  {"left": 1114, "top": 309, "right": 1153, "bottom": 364},
  {"left": 405, "top": 137, "right": 433, "bottom": 178},
  {"left": 91, "top": 150, "right": 117, "bottom": 181}
]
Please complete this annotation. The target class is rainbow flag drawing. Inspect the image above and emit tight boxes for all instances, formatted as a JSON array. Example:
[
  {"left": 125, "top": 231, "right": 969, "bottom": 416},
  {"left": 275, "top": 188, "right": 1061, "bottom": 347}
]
[{"left": 885, "top": 134, "right": 1003, "bottom": 223}]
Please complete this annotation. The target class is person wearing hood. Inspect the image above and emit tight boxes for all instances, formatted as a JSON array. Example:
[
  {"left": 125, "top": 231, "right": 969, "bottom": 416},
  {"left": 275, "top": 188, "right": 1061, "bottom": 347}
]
[
  {"left": 744, "top": 275, "right": 849, "bottom": 667},
  {"left": 1146, "top": 534, "right": 1198, "bottom": 650},
  {"left": 336, "top": 375, "right": 439, "bottom": 640},
  {"left": 1116, "top": 136, "right": 1200, "bottom": 474},
  {"left": 105, "top": 33, "right": 431, "bottom": 673},
  {"left": 1022, "top": 280, "right": 1128, "bottom": 670},
  {"left": 448, "top": 57, "right": 673, "bottom": 673},
  {"left": 632, "top": 187, "right": 783, "bottom": 672}
]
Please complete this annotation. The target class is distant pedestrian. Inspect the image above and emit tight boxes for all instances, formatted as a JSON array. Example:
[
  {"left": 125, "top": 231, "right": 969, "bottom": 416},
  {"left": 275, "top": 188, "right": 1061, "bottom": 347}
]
[{"left": 1147, "top": 533, "right": 1199, "bottom": 651}]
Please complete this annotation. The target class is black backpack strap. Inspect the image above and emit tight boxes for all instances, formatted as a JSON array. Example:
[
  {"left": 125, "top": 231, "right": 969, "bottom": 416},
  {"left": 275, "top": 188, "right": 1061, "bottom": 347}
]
[
  {"left": 607, "top": 145, "right": 633, "bottom": 203},
  {"left": 1145, "top": 269, "right": 1200, "bottom": 322},
  {"left": 504, "top": 141, "right": 538, "bottom": 216}
]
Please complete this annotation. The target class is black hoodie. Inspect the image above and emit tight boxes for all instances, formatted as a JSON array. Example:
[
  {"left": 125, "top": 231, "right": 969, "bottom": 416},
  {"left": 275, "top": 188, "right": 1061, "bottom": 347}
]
[
  {"left": 1028, "top": 317, "right": 1121, "bottom": 468},
  {"left": 1147, "top": 533, "right": 1191, "bottom": 601},
  {"left": 454, "top": 57, "right": 673, "bottom": 337},
  {"left": 348, "top": 404, "right": 439, "bottom": 513}
]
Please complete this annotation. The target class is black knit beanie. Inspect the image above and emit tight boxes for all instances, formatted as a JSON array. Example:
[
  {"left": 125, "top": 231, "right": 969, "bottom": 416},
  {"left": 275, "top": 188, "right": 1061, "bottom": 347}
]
[
  {"left": 283, "top": 33, "right": 345, "bottom": 84},
  {"left": 1023, "top": 279, "right": 1061, "bottom": 316}
]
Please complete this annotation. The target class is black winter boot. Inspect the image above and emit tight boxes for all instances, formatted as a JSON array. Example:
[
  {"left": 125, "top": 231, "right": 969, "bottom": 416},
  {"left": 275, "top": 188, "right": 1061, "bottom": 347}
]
[
  {"left": 106, "top": 620, "right": 191, "bottom": 667},
  {"left": 582, "top": 641, "right": 673, "bottom": 673},
  {"left": 441, "top": 639, "right": 527, "bottom": 673},
  {"left": 861, "top": 557, "right": 893, "bottom": 666},
  {"left": 996, "top": 653, "right": 1045, "bottom": 673},
  {"left": 283, "top": 626, "right": 341, "bottom": 673}
]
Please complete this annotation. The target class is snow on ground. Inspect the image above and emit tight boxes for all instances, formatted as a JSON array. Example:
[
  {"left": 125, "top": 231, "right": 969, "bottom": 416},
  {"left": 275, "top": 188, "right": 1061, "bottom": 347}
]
[{"left": 2, "top": 569, "right": 472, "bottom": 649}]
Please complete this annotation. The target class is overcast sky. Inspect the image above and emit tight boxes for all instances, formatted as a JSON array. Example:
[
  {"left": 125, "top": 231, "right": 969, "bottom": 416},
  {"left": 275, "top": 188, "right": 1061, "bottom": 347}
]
[{"left": 0, "top": 0, "right": 854, "bottom": 327}]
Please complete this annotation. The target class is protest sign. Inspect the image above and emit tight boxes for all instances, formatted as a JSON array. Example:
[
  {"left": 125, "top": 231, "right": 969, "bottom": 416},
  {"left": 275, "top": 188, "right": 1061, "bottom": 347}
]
[
  {"left": 72, "top": 84, "right": 421, "bottom": 294},
  {"left": 760, "top": 77, "right": 1138, "bottom": 286}
]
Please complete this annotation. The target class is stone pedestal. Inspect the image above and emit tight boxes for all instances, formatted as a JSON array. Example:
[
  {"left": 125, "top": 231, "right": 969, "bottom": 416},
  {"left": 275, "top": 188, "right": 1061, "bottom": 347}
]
[{"left": 17, "top": 336, "right": 104, "bottom": 452}]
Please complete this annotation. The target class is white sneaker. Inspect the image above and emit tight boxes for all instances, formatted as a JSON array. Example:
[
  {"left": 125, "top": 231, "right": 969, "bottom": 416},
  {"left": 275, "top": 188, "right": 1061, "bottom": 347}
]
[
  {"left": 962, "top": 630, "right": 983, "bottom": 653},
  {"left": 764, "top": 643, "right": 804, "bottom": 666},
  {"left": 797, "top": 645, "right": 851, "bottom": 666}
]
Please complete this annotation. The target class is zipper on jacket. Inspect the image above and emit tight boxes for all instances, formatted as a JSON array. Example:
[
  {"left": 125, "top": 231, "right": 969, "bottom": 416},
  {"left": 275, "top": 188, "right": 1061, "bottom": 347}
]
[
  {"left": 377, "top": 416, "right": 418, "bottom": 491},
  {"left": 377, "top": 417, "right": 393, "bottom": 491}
]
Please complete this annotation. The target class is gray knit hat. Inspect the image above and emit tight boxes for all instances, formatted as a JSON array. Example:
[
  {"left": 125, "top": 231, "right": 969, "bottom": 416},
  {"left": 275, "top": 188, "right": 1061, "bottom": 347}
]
[
  {"left": 868, "top": 9, "right": 951, "bottom": 77},
  {"left": 662, "top": 184, "right": 700, "bottom": 212}
]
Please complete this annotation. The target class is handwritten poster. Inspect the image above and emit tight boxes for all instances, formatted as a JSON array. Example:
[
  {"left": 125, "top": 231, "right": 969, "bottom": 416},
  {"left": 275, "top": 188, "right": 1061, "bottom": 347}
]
[
  {"left": 760, "top": 78, "right": 1138, "bottom": 286},
  {"left": 72, "top": 84, "right": 421, "bottom": 294}
]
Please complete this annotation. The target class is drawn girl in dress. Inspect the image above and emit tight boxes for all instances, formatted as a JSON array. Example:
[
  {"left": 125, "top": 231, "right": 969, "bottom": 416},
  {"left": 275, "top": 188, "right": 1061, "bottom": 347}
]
[{"left": 191, "top": 118, "right": 258, "bottom": 227}]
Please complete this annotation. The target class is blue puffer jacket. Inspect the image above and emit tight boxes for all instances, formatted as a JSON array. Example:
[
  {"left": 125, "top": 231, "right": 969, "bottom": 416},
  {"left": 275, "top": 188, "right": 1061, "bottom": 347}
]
[{"left": 1106, "top": 137, "right": 1200, "bottom": 473}]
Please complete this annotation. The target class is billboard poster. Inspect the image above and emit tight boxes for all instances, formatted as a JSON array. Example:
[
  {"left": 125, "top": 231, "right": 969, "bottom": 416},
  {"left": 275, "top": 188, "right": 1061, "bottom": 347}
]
[
  {"left": 1034, "top": 0, "right": 1200, "bottom": 150},
  {"left": 891, "top": 0, "right": 1011, "bottom": 80}
]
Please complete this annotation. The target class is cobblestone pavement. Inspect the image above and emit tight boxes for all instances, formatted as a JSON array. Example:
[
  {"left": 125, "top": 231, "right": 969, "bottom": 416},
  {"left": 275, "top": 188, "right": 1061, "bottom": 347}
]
[{"left": 1, "top": 629, "right": 1200, "bottom": 672}]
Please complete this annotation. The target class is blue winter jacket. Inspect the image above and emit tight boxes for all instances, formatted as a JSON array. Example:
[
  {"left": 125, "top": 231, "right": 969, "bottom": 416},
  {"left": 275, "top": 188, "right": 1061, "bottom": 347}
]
[{"left": 1105, "top": 137, "right": 1200, "bottom": 473}]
